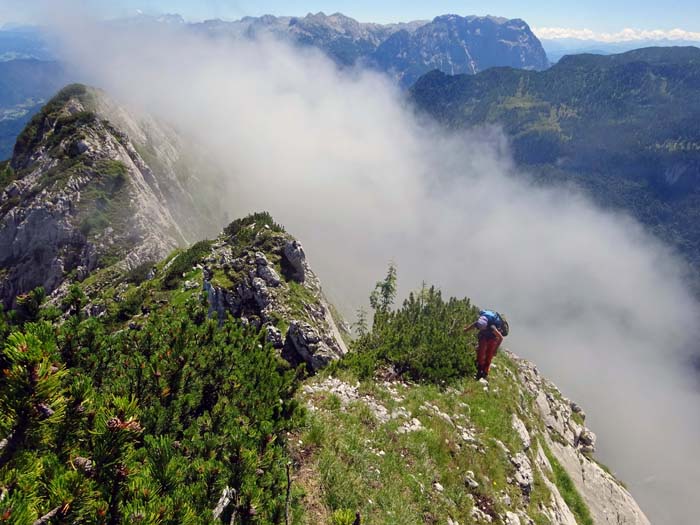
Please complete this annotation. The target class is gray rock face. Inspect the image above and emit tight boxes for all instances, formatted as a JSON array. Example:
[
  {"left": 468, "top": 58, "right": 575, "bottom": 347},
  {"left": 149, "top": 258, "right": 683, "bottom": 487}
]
[
  {"left": 285, "top": 320, "right": 340, "bottom": 370},
  {"left": 212, "top": 486, "right": 236, "bottom": 520},
  {"left": 200, "top": 227, "right": 346, "bottom": 371},
  {"left": 370, "top": 15, "right": 549, "bottom": 87},
  {"left": 533, "top": 445, "right": 579, "bottom": 525},
  {"left": 577, "top": 428, "right": 596, "bottom": 454},
  {"left": 511, "top": 414, "right": 531, "bottom": 451},
  {"left": 510, "top": 452, "right": 533, "bottom": 495},
  {"left": 265, "top": 325, "right": 284, "bottom": 348},
  {"left": 509, "top": 351, "right": 651, "bottom": 525},
  {"left": 504, "top": 512, "right": 521, "bottom": 525},
  {"left": 255, "top": 252, "right": 281, "bottom": 286},
  {"left": 0, "top": 89, "right": 188, "bottom": 307},
  {"left": 282, "top": 240, "right": 306, "bottom": 282}
]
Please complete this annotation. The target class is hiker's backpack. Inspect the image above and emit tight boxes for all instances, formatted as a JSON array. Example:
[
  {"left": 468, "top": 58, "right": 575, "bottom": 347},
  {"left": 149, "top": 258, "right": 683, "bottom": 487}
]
[{"left": 480, "top": 309, "right": 509, "bottom": 337}]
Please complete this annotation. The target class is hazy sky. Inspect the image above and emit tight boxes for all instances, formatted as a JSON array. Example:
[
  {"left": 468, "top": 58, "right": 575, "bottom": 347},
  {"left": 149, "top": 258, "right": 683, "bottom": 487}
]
[{"left": 2, "top": 0, "right": 700, "bottom": 36}]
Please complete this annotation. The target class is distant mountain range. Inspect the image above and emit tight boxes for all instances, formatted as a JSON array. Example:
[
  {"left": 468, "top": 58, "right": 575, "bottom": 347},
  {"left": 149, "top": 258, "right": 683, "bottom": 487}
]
[
  {"left": 0, "top": 12, "right": 549, "bottom": 160},
  {"left": 542, "top": 38, "right": 700, "bottom": 62},
  {"left": 371, "top": 15, "right": 548, "bottom": 87},
  {"left": 188, "top": 12, "right": 549, "bottom": 85},
  {"left": 410, "top": 46, "right": 700, "bottom": 277},
  {"left": 190, "top": 12, "right": 426, "bottom": 68}
]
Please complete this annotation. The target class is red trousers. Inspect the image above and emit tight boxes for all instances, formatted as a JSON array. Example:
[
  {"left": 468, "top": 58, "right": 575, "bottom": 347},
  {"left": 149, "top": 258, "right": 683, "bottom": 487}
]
[{"left": 477, "top": 336, "right": 500, "bottom": 375}]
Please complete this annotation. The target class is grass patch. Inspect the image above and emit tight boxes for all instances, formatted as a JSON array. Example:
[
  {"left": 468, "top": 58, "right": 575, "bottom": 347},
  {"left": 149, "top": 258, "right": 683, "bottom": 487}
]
[
  {"left": 296, "top": 355, "right": 540, "bottom": 524},
  {"left": 161, "top": 240, "right": 213, "bottom": 289},
  {"left": 287, "top": 280, "right": 319, "bottom": 319},
  {"left": 542, "top": 442, "right": 594, "bottom": 525},
  {"left": 0, "top": 160, "right": 15, "bottom": 190}
]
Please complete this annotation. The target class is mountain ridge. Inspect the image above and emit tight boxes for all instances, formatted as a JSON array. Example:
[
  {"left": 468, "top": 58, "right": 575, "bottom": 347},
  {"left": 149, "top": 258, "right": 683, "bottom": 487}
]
[
  {"left": 0, "top": 83, "right": 653, "bottom": 524},
  {"left": 409, "top": 46, "right": 700, "bottom": 277},
  {"left": 0, "top": 84, "right": 226, "bottom": 308}
]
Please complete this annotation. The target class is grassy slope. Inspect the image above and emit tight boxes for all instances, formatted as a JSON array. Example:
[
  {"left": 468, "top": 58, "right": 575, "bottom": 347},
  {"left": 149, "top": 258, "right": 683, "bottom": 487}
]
[{"left": 291, "top": 352, "right": 588, "bottom": 524}]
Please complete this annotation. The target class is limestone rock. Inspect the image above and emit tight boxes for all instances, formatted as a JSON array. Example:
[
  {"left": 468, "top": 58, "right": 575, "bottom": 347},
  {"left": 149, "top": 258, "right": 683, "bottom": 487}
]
[
  {"left": 398, "top": 417, "right": 424, "bottom": 434},
  {"left": 471, "top": 506, "right": 493, "bottom": 523},
  {"left": 212, "top": 486, "right": 236, "bottom": 520},
  {"left": 511, "top": 414, "right": 531, "bottom": 451},
  {"left": 265, "top": 325, "right": 284, "bottom": 348},
  {"left": 577, "top": 428, "right": 596, "bottom": 453},
  {"left": 464, "top": 472, "right": 479, "bottom": 489},
  {"left": 251, "top": 277, "right": 271, "bottom": 308},
  {"left": 284, "top": 320, "right": 343, "bottom": 371},
  {"left": 510, "top": 452, "right": 533, "bottom": 495},
  {"left": 283, "top": 240, "right": 306, "bottom": 282},
  {"left": 504, "top": 512, "right": 521, "bottom": 525},
  {"left": 508, "top": 351, "right": 651, "bottom": 525},
  {"left": 302, "top": 377, "right": 396, "bottom": 424}
]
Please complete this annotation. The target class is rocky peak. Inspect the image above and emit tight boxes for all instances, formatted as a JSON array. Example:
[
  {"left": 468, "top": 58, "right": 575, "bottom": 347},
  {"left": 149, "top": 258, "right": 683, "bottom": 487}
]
[
  {"left": 371, "top": 14, "right": 549, "bottom": 87},
  {"left": 187, "top": 12, "right": 546, "bottom": 81},
  {"left": 201, "top": 214, "right": 348, "bottom": 370},
  {"left": 510, "top": 351, "right": 650, "bottom": 524},
  {"left": 78, "top": 212, "right": 348, "bottom": 372},
  {"left": 0, "top": 84, "right": 224, "bottom": 308}
]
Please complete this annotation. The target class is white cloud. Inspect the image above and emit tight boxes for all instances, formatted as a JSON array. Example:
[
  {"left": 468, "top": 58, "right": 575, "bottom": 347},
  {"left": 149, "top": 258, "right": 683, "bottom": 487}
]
[{"left": 534, "top": 26, "right": 700, "bottom": 42}]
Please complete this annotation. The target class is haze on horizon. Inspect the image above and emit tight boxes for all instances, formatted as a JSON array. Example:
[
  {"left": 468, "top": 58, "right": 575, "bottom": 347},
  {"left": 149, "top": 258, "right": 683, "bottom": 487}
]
[{"left": 2, "top": 0, "right": 700, "bottom": 43}]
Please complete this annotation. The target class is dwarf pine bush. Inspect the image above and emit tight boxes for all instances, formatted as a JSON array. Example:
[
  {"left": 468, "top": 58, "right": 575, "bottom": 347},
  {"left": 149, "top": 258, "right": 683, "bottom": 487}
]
[
  {"left": 341, "top": 276, "right": 480, "bottom": 384},
  {"left": 0, "top": 297, "right": 303, "bottom": 524}
]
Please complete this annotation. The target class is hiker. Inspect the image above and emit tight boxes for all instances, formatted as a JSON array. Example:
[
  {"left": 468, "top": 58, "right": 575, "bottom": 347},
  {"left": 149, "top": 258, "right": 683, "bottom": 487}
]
[{"left": 464, "top": 310, "right": 505, "bottom": 380}]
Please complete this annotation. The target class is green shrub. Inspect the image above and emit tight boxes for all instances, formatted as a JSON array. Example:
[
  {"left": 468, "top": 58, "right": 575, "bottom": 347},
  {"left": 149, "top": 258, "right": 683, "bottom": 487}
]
[
  {"left": 12, "top": 286, "right": 46, "bottom": 325},
  {"left": 0, "top": 298, "right": 303, "bottom": 523},
  {"left": 0, "top": 161, "right": 15, "bottom": 190},
  {"left": 161, "top": 240, "right": 213, "bottom": 289},
  {"left": 338, "top": 282, "right": 479, "bottom": 384},
  {"left": 125, "top": 261, "right": 155, "bottom": 285},
  {"left": 223, "top": 211, "right": 285, "bottom": 242}
]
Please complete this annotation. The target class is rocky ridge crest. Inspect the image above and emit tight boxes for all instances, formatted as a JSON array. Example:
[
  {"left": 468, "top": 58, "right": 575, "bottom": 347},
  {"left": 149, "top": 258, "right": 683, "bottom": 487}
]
[
  {"left": 295, "top": 350, "right": 650, "bottom": 524},
  {"left": 189, "top": 13, "right": 547, "bottom": 82},
  {"left": 0, "top": 85, "right": 225, "bottom": 308},
  {"left": 78, "top": 213, "right": 348, "bottom": 372}
]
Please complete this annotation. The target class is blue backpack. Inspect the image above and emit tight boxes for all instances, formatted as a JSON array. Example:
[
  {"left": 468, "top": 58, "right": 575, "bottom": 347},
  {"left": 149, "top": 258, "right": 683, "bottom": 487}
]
[{"left": 480, "top": 310, "right": 509, "bottom": 337}]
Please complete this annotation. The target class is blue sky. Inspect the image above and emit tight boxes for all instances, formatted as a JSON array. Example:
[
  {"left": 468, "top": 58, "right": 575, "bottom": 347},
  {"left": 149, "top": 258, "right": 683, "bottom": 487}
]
[{"left": 2, "top": 0, "right": 700, "bottom": 36}]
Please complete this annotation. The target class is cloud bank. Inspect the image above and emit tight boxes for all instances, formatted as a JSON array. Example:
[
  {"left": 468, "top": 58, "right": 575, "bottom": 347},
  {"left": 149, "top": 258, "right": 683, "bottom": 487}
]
[
  {"left": 36, "top": 7, "right": 700, "bottom": 524},
  {"left": 535, "top": 26, "right": 700, "bottom": 42}
]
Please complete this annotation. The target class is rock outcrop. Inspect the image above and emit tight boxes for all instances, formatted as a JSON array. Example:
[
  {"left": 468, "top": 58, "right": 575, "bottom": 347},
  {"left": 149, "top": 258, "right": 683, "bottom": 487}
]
[
  {"left": 298, "top": 350, "right": 651, "bottom": 525},
  {"left": 197, "top": 216, "right": 347, "bottom": 370},
  {"left": 511, "top": 351, "right": 651, "bottom": 525},
  {"left": 0, "top": 84, "right": 226, "bottom": 308}
]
